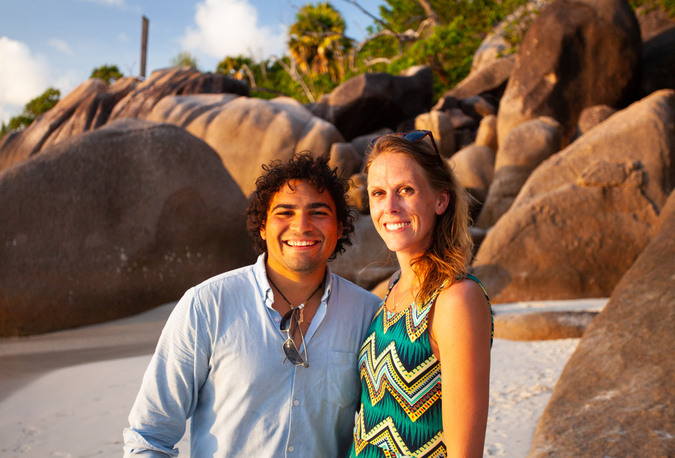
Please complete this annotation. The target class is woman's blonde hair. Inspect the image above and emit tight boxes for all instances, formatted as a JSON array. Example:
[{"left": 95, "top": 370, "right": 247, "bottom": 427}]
[{"left": 365, "top": 133, "right": 474, "bottom": 306}]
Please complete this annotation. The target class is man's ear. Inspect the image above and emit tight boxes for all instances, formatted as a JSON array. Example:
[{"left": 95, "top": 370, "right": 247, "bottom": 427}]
[{"left": 436, "top": 190, "right": 450, "bottom": 215}]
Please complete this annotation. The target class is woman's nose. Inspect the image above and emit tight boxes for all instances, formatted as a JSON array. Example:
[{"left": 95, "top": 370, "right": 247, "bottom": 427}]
[{"left": 383, "top": 194, "right": 399, "bottom": 213}]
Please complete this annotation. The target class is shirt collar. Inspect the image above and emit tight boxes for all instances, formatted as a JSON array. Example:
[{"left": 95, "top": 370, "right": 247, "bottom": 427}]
[{"left": 253, "top": 253, "right": 334, "bottom": 308}]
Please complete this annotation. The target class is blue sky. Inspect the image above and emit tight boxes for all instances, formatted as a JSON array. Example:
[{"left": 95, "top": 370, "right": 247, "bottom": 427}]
[{"left": 0, "top": 0, "right": 384, "bottom": 124}]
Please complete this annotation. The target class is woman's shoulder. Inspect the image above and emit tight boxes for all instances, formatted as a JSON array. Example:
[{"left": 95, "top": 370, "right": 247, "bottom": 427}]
[
  {"left": 431, "top": 277, "right": 493, "bottom": 345},
  {"left": 434, "top": 277, "right": 491, "bottom": 316}
]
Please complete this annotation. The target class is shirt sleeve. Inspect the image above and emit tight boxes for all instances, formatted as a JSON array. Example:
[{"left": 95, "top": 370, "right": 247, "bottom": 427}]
[{"left": 123, "top": 288, "right": 211, "bottom": 456}]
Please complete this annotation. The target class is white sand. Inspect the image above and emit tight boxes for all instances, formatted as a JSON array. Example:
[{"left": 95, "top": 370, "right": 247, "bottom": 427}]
[{"left": 0, "top": 304, "right": 585, "bottom": 457}]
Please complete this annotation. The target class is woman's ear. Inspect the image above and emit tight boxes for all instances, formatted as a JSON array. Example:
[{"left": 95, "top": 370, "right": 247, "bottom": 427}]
[{"left": 436, "top": 190, "right": 450, "bottom": 215}]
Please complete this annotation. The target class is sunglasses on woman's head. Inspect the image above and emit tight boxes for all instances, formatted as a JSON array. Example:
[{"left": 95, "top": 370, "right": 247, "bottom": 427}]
[
  {"left": 370, "top": 129, "right": 442, "bottom": 159},
  {"left": 280, "top": 306, "right": 309, "bottom": 367}
]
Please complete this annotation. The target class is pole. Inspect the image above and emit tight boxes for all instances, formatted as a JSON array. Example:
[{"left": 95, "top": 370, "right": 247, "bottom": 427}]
[{"left": 140, "top": 16, "right": 149, "bottom": 79}]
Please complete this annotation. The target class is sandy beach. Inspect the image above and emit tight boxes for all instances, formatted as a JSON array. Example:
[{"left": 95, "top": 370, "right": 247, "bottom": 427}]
[{"left": 0, "top": 300, "right": 600, "bottom": 457}]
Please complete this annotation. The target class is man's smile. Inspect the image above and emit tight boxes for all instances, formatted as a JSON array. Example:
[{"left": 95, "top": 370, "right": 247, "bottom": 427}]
[{"left": 284, "top": 240, "right": 320, "bottom": 247}]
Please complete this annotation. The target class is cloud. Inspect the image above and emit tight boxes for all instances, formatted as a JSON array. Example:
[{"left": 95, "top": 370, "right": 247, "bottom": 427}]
[
  {"left": 48, "top": 38, "right": 74, "bottom": 56},
  {"left": 180, "top": 0, "right": 287, "bottom": 61},
  {"left": 0, "top": 37, "right": 50, "bottom": 123}
]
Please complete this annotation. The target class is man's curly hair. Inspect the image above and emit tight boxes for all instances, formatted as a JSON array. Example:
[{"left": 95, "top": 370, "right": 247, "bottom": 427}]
[{"left": 246, "top": 152, "right": 355, "bottom": 261}]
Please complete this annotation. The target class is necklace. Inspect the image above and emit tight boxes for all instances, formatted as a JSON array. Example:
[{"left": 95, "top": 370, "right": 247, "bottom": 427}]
[
  {"left": 387, "top": 283, "right": 412, "bottom": 313},
  {"left": 268, "top": 276, "right": 324, "bottom": 325}
]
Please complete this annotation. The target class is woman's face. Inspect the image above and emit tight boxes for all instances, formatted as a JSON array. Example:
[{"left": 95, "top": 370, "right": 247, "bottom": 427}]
[{"left": 367, "top": 152, "right": 449, "bottom": 258}]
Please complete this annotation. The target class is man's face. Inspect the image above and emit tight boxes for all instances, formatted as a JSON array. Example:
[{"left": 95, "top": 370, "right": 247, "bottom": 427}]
[{"left": 261, "top": 179, "right": 342, "bottom": 279}]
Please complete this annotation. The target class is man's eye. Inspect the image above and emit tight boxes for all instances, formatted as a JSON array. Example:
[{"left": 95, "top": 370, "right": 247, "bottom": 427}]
[
  {"left": 370, "top": 190, "right": 383, "bottom": 197},
  {"left": 400, "top": 187, "right": 414, "bottom": 195}
]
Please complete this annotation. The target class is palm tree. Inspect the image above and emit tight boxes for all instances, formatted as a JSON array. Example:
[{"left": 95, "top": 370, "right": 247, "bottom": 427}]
[{"left": 288, "top": 2, "right": 353, "bottom": 83}]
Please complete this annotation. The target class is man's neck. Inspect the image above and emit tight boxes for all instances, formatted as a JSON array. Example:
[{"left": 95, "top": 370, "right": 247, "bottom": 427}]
[{"left": 265, "top": 261, "right": 327, "bottom": 307}]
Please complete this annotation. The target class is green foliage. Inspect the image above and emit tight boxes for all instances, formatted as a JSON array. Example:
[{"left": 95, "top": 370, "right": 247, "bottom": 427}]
[
  {"left": 288, "top": 2, "right": 353, "bottom": 83},
  {"left": 630, "top": 0, "right": 675, "bottom": 18},
  {"left": 356, "top": 0, "right": 531, "bottom": 97},
  {"left": 215, "top": 54, "right": 312, "bottom": 102},
  {"left": 1, "top": 87, "right": 61, "bottom": 138},
  {"left": 220, "top": 0, "right": 670, "bottom": 105},
  {"left": 90, "top": 64, "right": 124, "bottom": 85},
  {"left": 171, "top": 51, "right": 198, "bottom": 69}
]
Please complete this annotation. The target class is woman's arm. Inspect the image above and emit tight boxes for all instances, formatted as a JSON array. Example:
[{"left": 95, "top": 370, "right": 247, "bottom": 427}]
[{"left": 429, "top": 279, "right": 492, "bottom": 458}]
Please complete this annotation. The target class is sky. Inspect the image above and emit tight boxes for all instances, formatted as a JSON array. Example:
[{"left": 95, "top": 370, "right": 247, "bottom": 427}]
[{"left": 0, "top": 0, "right": 384, "bottom": 124}]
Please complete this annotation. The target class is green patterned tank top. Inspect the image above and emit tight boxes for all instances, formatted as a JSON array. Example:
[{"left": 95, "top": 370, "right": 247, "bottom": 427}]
[{"left": 348, "top": 274, "right": 492, "bottom": 458}]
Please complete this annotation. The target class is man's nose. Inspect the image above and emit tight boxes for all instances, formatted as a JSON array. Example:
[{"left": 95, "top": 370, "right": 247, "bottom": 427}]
[{"left": 291, "top": 212, "right": 312, "bottom": 232}]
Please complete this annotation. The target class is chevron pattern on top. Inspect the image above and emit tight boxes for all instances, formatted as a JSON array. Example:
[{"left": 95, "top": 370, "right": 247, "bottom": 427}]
[{"left": 358, "top": 333, "right": 441, "bottom": 422}]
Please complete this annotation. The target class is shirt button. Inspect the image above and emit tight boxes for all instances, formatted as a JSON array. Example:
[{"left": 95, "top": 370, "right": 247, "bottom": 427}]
[
  {"left": 288, "top": 446, "right": 294, "bottom": 452},
  {"left": 293, "top": 399, "right": 299, "bottom": 406},
  {"left": 274, "top": 317, "right": 280, "bottom": 323}
]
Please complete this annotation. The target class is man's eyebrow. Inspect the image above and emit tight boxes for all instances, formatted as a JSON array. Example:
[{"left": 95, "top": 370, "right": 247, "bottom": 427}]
[
  {"left": 307, "top": 202, "right": 334, "bottom": 212},
  {"left": 270, "top": 202, "right": 334, "bottom": 212}
]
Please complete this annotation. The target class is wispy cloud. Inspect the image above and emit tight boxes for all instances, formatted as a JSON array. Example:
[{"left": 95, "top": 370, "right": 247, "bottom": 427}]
[
  {"left": 180, "top": 0, "right": 287, "bottom": 61},
  {"left": 48, "top": 38, "right": 74, "bottom": 56},
  {"left": 0, "top": 37, "right": 50, "bottom": 123}
]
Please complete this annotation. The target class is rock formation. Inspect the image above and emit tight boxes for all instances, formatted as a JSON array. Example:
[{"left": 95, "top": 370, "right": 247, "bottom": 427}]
[
  {"left": 147, "top": 94, "right": 344, "bottom": 196},
  {"left": 309, "top": 66, "right": 433, "bottom": 140},
  {"left": 0, "top": 119, "right": 254, "bottom": 336},
  {"left": 528, "top": 189, "right": 675, "bottom": 456},
  {"left": 497, "top": 0, "right": 642, "bottom": 146}
]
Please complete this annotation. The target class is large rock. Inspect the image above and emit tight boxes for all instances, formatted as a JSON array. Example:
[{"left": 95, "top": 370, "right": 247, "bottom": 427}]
[
  {"left": 529, "top": 190, "right": 675, "bottom": 457},
  {"left": 147, "top": 94, "right": 344, "bottom": 195},
  {"left": 0, "top": 68, "right": 249, "bottom": 174},
  {"left": 414, "top": 110, "right": 456, "bottom": 157},
  {"left": 574, "top": 104, "right": 617, "bottom": 139},
  {"left": 328, "top": 215, "right": 398, "bottom": 290},
  {"left": 0, "top": 78, "right": 136, "bottom": 172},
  {"left": 43, "top": 77, "right": 138, "bottom": 149},
  {"left": 476, "top": 117, "right": 562, "bottom": 228},
  {"left": 497, "top": 0, "right": 642, "bottom": 147},
  {"left": 472, "top": 160, "right": 660, "bottom": 302},
  {"left": 0, "top": 118, "right": 255, "bottom": 336},
  {"left": 109, "top": 66, "right": 249, "bottom": 121},
  {"left": 448, "top": 55, "right": 515, "bottom": 101},
  {"left": 309, "top": 66, "right": 433, "bottom": 140},
  {"left": 516, "top": 90, "right": 675, "bottom": 212},
  {"left": 640, "top": 25, "right": 675, "bottom": 97},
  {"left": 474, "top": 114, "right": 498, "bottom": 152},
  {"left": 472, "top": 0, "right": 553, "bottom": 72},
  {"left": 473, "top": 91, "right": 675, "bottom": 302},
  {"left": 448, "top": 144, "right": 495, "bottom": 219},
  {"left": 495, "top": 311, "right": 598, "bottom": 340}
]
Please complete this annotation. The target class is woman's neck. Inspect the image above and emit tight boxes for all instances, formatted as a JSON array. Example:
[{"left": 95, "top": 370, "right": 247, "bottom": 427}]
[{"left": 395, "top": 253, "right": 419, "bottom": 290}]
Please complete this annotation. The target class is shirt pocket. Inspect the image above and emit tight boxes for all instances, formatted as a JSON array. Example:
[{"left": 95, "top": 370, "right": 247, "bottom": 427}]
[{"left": 323, "top": 350, "right": 361, "bottom": 408}]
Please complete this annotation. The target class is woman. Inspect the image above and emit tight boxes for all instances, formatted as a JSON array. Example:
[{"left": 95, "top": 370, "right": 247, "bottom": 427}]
[{"left": 349, "top": 130, "right": 493, "bottom": 458}]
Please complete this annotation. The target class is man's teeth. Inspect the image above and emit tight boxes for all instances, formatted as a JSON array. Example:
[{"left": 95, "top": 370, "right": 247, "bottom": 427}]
[
  {"left": 286, "top": 240, "right": 318, "bottom": 247},
  {"left": 386, "top": 222, "right": 409, "bottom": 230}
]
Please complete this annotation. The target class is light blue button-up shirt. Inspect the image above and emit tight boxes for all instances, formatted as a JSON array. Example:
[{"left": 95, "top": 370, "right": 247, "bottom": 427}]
[{"left": 123, "top": 254, "right": 380, "bottom": 457}]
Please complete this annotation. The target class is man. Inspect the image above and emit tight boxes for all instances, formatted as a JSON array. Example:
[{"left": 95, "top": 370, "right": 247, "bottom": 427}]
[{"left": 123, "top": 153, "right": 380, "bottom": 457}]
